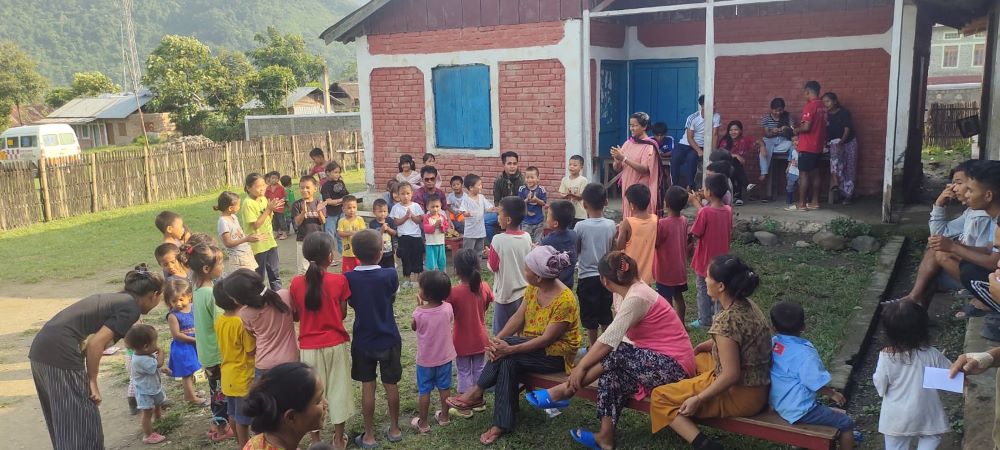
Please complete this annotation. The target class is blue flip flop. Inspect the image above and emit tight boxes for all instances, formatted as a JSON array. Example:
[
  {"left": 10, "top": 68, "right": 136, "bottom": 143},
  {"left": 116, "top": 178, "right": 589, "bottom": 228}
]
[
  {"left": 569, "top": 428, "right": 603, "bottom": 450},
  {"left": 525, "top": 389, "right": 570, "bottom": 409}
]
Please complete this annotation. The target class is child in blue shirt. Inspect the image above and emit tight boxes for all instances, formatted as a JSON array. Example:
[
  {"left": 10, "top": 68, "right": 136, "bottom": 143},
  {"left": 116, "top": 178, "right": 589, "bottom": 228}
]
[
  {"left": 539, "top": 200, "right": 577, "bottom": 289},
  {"left": 517, "top": 166, "right": 548, "bottom": 243},
  {"left": 769, "top": 301, "right": 857, "bottom": 450}
]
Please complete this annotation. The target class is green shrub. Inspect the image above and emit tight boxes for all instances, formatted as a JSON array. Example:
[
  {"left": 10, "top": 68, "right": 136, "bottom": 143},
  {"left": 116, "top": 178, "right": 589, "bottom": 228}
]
[
  {"left": 827, "top": 217, "right": 871, "bottom": 238},
  {"left": 132, "top": 134, "right": 161, "bottom": 146}
]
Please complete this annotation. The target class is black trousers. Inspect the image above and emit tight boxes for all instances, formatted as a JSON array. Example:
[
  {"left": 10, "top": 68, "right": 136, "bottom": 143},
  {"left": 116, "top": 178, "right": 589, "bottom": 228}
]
[
  {"left": 397, "top": 235, "right": 424, "bottom": 277},
  {"left": 476, "top": 336, "right": 565, "bottom": 431}
]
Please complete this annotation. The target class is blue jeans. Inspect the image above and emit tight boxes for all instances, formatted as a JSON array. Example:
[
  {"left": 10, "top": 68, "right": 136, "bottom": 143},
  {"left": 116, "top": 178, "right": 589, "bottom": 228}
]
[
  {"left": 324, "top": 213, "right": 343, "bottom": 254},
  {"left": 671, "top": 143, "right": 700, "bottom": 189},
  {"left": 696, "top": 276, "right": 718, "bottom": 326},
  {"left": 254, "top": 247, "right": 281, "bottom": 290}
]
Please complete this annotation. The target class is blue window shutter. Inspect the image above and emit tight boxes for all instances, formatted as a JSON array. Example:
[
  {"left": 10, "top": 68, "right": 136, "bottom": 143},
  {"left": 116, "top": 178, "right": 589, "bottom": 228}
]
[{"left": 433, "top": 65, "right": 492, "bottom": 149}]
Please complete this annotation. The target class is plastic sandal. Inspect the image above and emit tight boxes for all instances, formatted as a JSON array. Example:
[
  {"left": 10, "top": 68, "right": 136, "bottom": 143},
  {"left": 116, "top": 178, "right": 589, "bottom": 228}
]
[
  {"left": 410, "top": 417, "right": 431, "bottom": 434},
  {"left": 955, "top": 302, "right": 988, "bottom": 320},
  {"left": 435, "top": 410, "right": 450, "bottom": 426},
  {"left": 354, "top": 434, "right": 380, "bottom": 449},
  {"left": 143, "top": 432, "right": 166, "bottom": 444},
  {"left": 446, "top": 396, "right": 485, "bottom": 411},
  {"left": 525, "top": 389, "right": 569, "bottom": 410},
  {"left": 569, "top": 428, "right": 603, "bottom": 450},
  {"left": 385, "top": 426, "right": 403, "bottom": 443},
  {"left": 784, "top": 205, "right": 808, "bottom": 212}
]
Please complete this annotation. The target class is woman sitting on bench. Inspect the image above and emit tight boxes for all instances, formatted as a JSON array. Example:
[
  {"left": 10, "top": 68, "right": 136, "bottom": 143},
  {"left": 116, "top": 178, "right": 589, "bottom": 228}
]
[
  {"left": 649, "top": 254, "right": 771, "bottom": 450},
  {"left": 446, "top": 245, "right": 581, "bottom": 445},
  {"left": 524, "top": 251, "right": 696, "bottom": 450}
]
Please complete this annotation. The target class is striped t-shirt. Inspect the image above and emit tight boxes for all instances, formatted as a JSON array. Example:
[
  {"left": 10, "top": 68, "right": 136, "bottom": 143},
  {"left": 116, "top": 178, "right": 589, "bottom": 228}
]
[
  {"left": 760, "top": 113, "right": 793, "bottom": 140},
  {"left": 679, "top": 111, "right": 721, "bottom": 147}
]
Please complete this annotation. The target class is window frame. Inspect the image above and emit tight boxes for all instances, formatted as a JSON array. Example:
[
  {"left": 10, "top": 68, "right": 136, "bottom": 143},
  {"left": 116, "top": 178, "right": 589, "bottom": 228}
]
[
  {"left": 431, "top": 64, "right": 494, "bottom": 151},
  {"left": 42, "top": 134, "right": 58, "bottom": 146},
  {"left": 942, "top": 45, "right": 960, "bottom": 68},
  {"left": 973, "top": 43, "right": 986, "bottom": 67},
  {"left": 21, "top": 135, "right": 38, "bottom": 148},
  {"left": 943, "top": 31, "right": 962, "bottom": 40}
]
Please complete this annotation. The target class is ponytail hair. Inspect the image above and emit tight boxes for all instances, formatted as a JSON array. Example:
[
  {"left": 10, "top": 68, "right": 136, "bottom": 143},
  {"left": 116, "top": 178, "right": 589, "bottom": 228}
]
[
  {"left": 214, "top": 191, "right": 240, "bottom": 212},
  {"left": 224, "top": 268, "right": 289, "bottom": 313},
  {"left": 454, "top": 248, "right": 482, "bottom": 296},
  {"left": 124, "top": 263, "right": 164, "bottom": 298},
  {"left": 182, "top": 243, "right": 223, "bottom": 286},
  {"left": 597, "top": 251, "right": 639, "bottom": 287},
  {"left": 243, "top": 362, "right": 318, "bottom": 433},
  {"left": 302, "top": 232, "right": 335, "bottom": 311},
  {"left": 707, "top": 254, "right": 760, "bottom": 301}
]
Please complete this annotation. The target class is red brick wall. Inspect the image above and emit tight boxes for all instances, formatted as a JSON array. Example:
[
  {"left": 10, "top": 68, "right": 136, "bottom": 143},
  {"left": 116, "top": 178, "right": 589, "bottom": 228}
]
[
  {"left": 368, "top": 22, "right": 565, "bottom": 55},
  {"left": 638, "top": 6, "right": 892, "bottom": 47},
  {"left": 715, "top": 49, "right": 890, "bottom": 195},
  {"left": 370, "top": 66, "right": 426, "bottom": 187},
  {"left": 369, "top": 60, "right": 567, "bottom": 199},
  {"left": 590, "top": 21, "right": 626, "bottom": 48}
]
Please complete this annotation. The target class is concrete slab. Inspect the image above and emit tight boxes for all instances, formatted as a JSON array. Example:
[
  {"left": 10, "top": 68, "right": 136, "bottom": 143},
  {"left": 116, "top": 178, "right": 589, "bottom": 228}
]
[{"left": 962, "top": 316, "right": 999, "bottom": 450}]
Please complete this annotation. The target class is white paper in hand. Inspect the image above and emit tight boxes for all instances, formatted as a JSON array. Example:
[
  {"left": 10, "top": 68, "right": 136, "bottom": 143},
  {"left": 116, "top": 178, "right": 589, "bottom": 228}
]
[{"left": 922, "top": 367, "right": 963, "bottom": 394}]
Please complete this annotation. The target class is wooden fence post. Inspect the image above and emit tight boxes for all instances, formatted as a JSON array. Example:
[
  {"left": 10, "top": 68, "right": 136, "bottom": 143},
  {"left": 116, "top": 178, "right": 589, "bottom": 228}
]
[
  {"left": 142, "top": 146, "right": 153, "bottom": 203},
  {"left": 89, "top": 153, "right": 98, "bottom": 213},
  {"left": 326, "top": 131, "right": 334, "bottom": 161},
  {"left": 37, "top": 159, "right": 52, "bottom": 222},
  {"left": 224, "top": 142, "right": 232, "bottom": 187},
  {"left": 181, "top": 142, "right": 192, "bottom": 197},
  {"left": 291, "top": 135, "right": 299, "bottom": 176},
  {"left": 261, "top": 138, "right": 269, "bottom": 173}
]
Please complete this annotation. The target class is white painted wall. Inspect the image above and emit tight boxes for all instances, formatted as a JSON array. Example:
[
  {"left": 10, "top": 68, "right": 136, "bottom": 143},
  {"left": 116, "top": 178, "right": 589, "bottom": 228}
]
[{"left": 353, "top": 21, "right": 586, "bottom": 189}]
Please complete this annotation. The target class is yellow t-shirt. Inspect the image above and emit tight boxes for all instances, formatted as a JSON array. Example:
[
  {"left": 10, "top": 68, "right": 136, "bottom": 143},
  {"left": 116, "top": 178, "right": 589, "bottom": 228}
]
[
  {"left": 240, "top": 195, "right": 277, "bottom": 254},
  {"left": 337, "top": 216, "right": 367, "bottom": 258},
  {"left": 215, "top": 314, "right": 256, "bottom": 398},
  {"left": 523, "top": 285, "right": 581, "bottom": 372}
]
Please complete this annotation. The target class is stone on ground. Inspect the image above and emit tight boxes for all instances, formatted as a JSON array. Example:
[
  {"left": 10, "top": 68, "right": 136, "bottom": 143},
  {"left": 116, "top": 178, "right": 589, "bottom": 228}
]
[
  {"left": 754, "top": 231, "right": 779, "bottom": 246},
  {"left": 794, "top": 240, "right": 811, "bottom": 248},
  {"left": 736, "top": 231, "right": 757, "bottom": 245},
  {"left": 813, "top": 231, "right": 846, "bottom": 251},
  {"left": 849, "top": 235, "right": 881, "bottom": 253}
]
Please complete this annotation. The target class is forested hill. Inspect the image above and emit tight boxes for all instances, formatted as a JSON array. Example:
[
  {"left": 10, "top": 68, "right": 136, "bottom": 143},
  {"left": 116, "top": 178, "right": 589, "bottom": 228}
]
[{"left": 0, "top": 0, "right": 363, "bottom": 85}]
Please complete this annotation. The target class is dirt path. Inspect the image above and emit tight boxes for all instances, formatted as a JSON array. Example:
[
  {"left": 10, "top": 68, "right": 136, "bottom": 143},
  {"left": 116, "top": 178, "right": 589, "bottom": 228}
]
[{"left": 0, "top": 270, "right": 142, "bottom": 450}]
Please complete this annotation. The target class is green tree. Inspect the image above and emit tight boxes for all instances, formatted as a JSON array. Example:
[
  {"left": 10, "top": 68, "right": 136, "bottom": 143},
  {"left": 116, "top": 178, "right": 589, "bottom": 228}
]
[
  {"left": 144, "top": 35, "right": 216, "bottom": 135},
  {"left": 248, "top": 27, "right": 323, "bottom": 86},
  {"left": 71, "top": 71, "right": 121, "bottom": 96},
  {"left": 204, "top": 49, "right": 256, "bottom": 140},
  {"left": 0, "top": 40, "right": 48, "bottom": 126},
  {"left": 44, "top": 87, "right": 76, "bottom": 108},
  {"left": 250, "top": 65, "right": 296, "bottom": 115},
  {"left": 340, "top": 60, "right": 357, "bottom": 81}
]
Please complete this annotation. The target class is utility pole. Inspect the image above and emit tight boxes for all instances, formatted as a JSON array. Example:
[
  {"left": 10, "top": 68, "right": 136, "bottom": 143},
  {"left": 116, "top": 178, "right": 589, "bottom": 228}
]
[{"left": 322, "top": 63, "right": 333, "bottom": 113}]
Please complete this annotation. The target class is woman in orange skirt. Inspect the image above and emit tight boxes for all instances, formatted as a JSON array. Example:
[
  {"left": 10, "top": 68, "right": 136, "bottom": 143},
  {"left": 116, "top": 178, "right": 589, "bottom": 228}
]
[{"left": 649, "top": 254, "right": 772, "bottom": 449}]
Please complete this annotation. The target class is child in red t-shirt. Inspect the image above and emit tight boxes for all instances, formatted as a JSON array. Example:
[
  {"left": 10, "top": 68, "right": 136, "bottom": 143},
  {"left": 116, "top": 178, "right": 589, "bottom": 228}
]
[
  {"left": 445, "top": 248, "right": 493, "bottom": 418},
  {"left": 655, "top": 186, "right": 691, "bottom": 322},
  {"left": 264, "top": 171, "right": 288, "bottom": 240},
  {"left": 688, "top": 173, "right": 734, "bottom": 329}
]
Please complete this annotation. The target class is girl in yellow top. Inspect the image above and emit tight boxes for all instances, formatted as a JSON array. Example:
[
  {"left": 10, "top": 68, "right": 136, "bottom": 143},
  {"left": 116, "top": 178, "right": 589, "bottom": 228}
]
[
  {"left": 336, "top": 195, "right": 366, "bottom": 272},
  {"left": 446, "top": 245, "right": 580, "bottom": 445},
  {"left": 215, "top": 277, "right": 257, "bottom": 447}
]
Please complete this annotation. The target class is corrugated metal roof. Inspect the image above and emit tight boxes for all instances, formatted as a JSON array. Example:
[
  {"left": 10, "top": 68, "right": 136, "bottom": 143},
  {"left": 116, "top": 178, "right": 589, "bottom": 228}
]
[
  {"left": 35, "top": 117, "right": 95, "bottom": 124},
  {"left": 47, "top": 92, "right": 152, "bottom": 120},
  {"left": 242, "top": 87, "right": 323, "bottom": 110}
]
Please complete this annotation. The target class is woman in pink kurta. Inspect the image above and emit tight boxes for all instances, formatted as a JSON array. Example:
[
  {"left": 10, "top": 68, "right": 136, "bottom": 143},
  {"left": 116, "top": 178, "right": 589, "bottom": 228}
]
[{"left": 612, "top": 112, "right": 659, "bottom": 218}]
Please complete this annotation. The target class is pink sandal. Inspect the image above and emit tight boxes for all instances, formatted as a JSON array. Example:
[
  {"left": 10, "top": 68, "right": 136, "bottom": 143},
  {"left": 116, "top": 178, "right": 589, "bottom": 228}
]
[{"left": 143, "top": 432, "right": 166, "bottom": 444}]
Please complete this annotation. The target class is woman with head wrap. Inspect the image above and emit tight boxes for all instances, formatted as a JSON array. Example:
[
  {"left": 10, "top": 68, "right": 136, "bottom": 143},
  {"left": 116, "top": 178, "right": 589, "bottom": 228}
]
[
  {"left": 525, "top": 251, "right": 695, "bottom": 450},
  {"left": 447, "top": 246, "right": 581, "bottom": 445}
]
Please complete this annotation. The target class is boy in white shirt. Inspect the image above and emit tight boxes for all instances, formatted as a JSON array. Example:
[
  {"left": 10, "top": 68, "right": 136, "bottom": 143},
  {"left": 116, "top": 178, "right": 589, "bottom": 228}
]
[
  {"left": 460, "top": 174, "right": 495, "bottom": 256},
  {"left": 558, "top": 155, "right": 589, "bottom": 229}
]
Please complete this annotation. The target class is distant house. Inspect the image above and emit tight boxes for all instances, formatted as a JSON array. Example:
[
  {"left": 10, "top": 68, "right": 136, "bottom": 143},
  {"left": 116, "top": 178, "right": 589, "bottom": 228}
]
[
  {"left": 36, "top": 91, "right": 174, "bottom": 148},
  {"left": 330, "top": 82, "right": 360, "bottom": 111},
  {"left": 242, "top": 87, "right": 330, "bottom": 115},
  {"left": 927, "top": 25, "right": 986, "bottom": 105},
  {"left": 6, "top": 104, "right": 52, "bottom": 128}
]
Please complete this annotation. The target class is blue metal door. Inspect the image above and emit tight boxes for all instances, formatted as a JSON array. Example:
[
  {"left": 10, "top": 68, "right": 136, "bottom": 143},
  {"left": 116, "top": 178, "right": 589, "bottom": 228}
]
[
  {"left": 598, "top": 60, "right": 627, "bottom": 158},
  {"left": 629, "top": 59, "right": 699, "bottom": 142}
]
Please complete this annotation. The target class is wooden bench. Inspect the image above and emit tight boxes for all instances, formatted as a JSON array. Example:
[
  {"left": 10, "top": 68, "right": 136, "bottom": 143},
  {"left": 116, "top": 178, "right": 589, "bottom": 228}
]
[
  {"left": 336, "top": 148, "right": 363, "bottom": 171},
  {"left": 521, "top": 372, "right": 839, "bottom": 450}
]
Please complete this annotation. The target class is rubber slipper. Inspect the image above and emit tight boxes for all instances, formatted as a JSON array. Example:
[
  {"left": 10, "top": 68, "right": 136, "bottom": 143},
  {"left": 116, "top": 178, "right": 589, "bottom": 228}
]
[
  {"left": 479, "top": 428, "right": 503, "bottom": 445},
  {"left": 354, "top": 434, "right": 380, "bottom": 449},
  {"left": 385, "top": 426, "right": 403, "bottom": 443},
  {"left": 143, "top": 432, "right": 166, "bottom": 444},
  {"left": 525, "top": 389, "right": 569, "bottom": 409},
  {"left": 449, "top": 407, "right": 474, "bottom": 419},
  {"left": 784, "top": 205, "right": 808, "bottom": 212},
  {"left": 435, "top": 410, "right": 450, "bottom": 426},
  {"left": 569, "top": 428, "right": 603, "bottom": 450},
  {"left": 410, "top": 417, "right": 430, "bottom": 434},
  {"left": 807, "top": 203, "right": 821, "bottom": 210},
  {"left": 446, "top": 396, "right": 485, "bottom": 411},
  {"left": 956, "top": 302, "right": 989, "bottom": 320}
]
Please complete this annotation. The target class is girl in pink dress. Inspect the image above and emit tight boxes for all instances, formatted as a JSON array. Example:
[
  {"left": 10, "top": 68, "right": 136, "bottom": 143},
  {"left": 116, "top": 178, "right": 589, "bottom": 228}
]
[{"left": 611, "top": 112, "right": 659, "bottom": 218}]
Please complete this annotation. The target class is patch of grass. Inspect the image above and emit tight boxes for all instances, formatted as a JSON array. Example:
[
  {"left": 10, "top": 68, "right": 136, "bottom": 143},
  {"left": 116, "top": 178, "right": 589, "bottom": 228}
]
[
  {"left": 19, "top": 327, "right": 40, "bottom": 337},
  {"left": 0, "top": 169, "right": 366, "bottom": 284},
  {"left": 827, "top": 217, "right": 871, "bottom": 238}
]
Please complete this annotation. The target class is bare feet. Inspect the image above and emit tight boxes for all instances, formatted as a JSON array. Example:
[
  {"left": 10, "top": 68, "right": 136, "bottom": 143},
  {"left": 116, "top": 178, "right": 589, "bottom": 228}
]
[{"left": 480, "top": 426, "right": 503, "bottom": 445}]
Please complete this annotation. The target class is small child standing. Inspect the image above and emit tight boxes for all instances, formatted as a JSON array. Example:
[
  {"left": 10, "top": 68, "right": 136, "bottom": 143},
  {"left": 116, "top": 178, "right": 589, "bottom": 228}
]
[
  {"left": 280, "top": 175, "right": 296, "bottom": 235},
  {"left": 337, "top": 195, "right": 366, "bottom": 272},
  {"left": 784, "top": 137, "right": 802, "bottom": 209},
  {"left": 241, "top": 173, "right": 283, "bottom": 290},
  {"left": 214, "top": 279, "right": 257, "bottom": 447},
  {"left": 265, "top": 171, "right": 288, "bottom": 240},
  {"left": 615, "top": 184, "right": 656, "bottom": 285},
  {"left": 308, "top": 148, "right": 328, "bottom": 183},
  {"left": 446, "top": 175, "right": 466, "bottom": 234},
  {"left": 518, "top": 166, "right": 548, "bottom": 243},
  {"left": 874, "top": 302, "right": 951, "bottom": 450},
  {"left": 460, "top": 174, "right": 495, "bottom": 255},
  {"left": 292, "top": 176, "right": 326, "bottom": 274},
  {"left": 655, "top": 186, "right": 691, "bottom": 322},
  {"left": 321, "top": 162, "right": 349, "bottom": 257},
  {"left": 488, "top": 196, "right": 533, "bottom": 335},
  {"left": 770, "top": 301, "right": 857, "bottom": 450},
  {"left": 558, "top": 155, "right": 589, "bottom": 228},
  {"left": 446, "top": 249, "right": 493, "bottom": 408},
  {"left": 688, "top": 173, "right": 734, "bottom": 329},
  {"left": 155, "top": 210, "right": 187, "bottom": 246},
  {"left": 125, "top": 324, "right": 167, "bottom": 444},
  {"left": 391, "top": 183, "right": 425, "bottom": 288},
  {"left": 369, "top": 198, "right": 398, "bottom": 269},
  {"left": 383, "top": 180, "right": 400, "bottom": 212},
  {"left": 397, "top": 155, "right": 421, "bottom": 190},
  {"left": 574, "top": 183, "right": 617, "bottom": 349},
  {"left": 422, "top": 194, "right": 451, "bottom": 273},
  {"left": 344, "top": 230, "right": 404, "bottom": 448},
  {"left": 410, "top": 271, "right": 457, "bottom": 433},
  {"left": 189, "top": 244, "right": 233, "bottom": 441},
  {"left": 215, "top": 191, "right": 261, "bottom": 275},
  {"left": 163, "top": 278, "right": 205, "bottom": 406},
  {"left": 540, "top": 200, "right": 578, "bottom": 289}
]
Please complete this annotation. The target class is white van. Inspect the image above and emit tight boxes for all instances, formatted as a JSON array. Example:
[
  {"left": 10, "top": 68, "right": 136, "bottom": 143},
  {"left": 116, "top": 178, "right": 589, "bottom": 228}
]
[{"left": 0, "top": 124, "right": 82, "bottom": 161}]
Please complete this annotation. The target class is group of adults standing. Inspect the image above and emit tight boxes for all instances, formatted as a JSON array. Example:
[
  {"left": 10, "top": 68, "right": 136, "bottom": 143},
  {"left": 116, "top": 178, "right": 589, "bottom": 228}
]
[{"left": 611, "top": 81, "right": 859, "bottom": 212}]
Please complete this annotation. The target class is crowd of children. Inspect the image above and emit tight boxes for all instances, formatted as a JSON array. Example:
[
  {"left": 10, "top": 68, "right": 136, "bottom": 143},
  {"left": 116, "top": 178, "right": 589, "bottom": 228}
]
[{"left": 116, "top": 147, "right": 959, "bottom": 450}]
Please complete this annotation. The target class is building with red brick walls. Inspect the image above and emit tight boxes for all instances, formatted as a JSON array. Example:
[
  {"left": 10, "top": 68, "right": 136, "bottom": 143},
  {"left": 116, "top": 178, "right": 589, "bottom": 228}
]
[{"left": 323, "top": 0, "right": 1000, "bottom": 222}]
